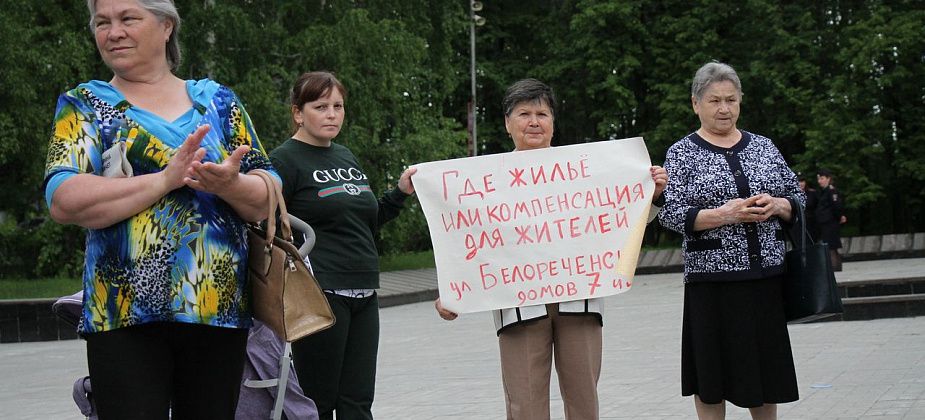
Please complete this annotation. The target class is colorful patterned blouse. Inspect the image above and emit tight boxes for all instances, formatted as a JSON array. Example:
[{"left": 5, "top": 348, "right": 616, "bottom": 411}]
[{"left": 44, "top": 79, "right": 276, "bottom": 334}]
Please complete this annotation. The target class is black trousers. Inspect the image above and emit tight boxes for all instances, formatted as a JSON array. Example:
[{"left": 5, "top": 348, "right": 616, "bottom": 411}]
[
  {"left": 292, "top": 292, "right": 379, "bottom": 420},
  {"left": 85, "top": 322, "right": 248, "bottom": 420}
]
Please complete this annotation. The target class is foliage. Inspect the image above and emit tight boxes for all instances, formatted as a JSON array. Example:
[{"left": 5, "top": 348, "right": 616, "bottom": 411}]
[
  {"left": 1, "top": 0, "right": 923, "bottom": 278},
  {"left": 379, "top": 249, "right": 436, "bottom": 272},
  {"left": 0, "top": 217, "right": 84, "bottom": 279},
  {"left": 470, "top": 0, "right": 924, "bottom": 237},
  {"left": 799, "top": 1, "right": 925, "bottom": 233}
]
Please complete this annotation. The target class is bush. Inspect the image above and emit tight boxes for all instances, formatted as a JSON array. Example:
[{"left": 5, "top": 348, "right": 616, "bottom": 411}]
[
  {"left": 378, "top": 197, "right": 434, "bottom": 255},
  {"left": 0, "top": 215, "right": 84, "bottom": 279}
]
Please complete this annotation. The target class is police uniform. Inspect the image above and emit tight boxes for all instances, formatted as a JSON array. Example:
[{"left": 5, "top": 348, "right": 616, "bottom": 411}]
[{"left": 814, "top": 184, "right": 844, "bottom": 270}]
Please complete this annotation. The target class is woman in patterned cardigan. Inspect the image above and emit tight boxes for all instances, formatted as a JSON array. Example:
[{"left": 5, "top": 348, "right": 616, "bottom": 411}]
[{"left": 659, "top": 62, "right": 804, "bottom": 420}]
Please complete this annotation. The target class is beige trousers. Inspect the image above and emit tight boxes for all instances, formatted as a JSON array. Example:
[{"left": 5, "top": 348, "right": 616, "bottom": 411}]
[{"left": 498, "top": 304, "right": 602, "bottom": 420}]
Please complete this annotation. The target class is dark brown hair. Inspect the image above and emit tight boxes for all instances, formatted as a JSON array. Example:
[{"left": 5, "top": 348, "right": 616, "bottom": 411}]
[
  {"left": 502, "top": 78, "right": 557, "bottom": 119},
  {"left": 289, "top": 71, "right": 347, "bottom": 134}
]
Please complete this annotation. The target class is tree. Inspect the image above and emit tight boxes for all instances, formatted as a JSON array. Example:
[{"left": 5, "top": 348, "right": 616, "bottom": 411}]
[
  {"left": 3, "top": 0, "right": 924, "bottom": 278},
  {"left": 801, "top": 0, "right": 925, "bottom": 233}
]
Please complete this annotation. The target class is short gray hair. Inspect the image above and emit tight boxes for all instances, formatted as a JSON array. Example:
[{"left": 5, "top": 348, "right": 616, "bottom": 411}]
[
  {"left": 502, "top": 78, "right": 557, "bottom": 119},
  {"left": 87, "top": 0, "right": 182, "bottom": 71},
  {"left": 691, "top": 61, "right": 742, "bottom": 100}
]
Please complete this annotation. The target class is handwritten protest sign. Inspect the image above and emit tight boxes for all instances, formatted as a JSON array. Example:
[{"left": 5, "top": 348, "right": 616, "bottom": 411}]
[{"left": 412, "top": 138, "right": 654, "bottom": 314}]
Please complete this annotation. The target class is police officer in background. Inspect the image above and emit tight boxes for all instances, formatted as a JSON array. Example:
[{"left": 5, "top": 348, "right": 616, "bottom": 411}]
[{"left": 815, "top": 169, "right": 846, "bottom": 271}]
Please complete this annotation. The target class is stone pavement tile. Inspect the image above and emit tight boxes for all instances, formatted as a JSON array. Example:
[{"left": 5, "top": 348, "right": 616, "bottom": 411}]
[
  {"left": 650, "top": 249, "right": 673, "bottom": 267},
  {"left": 842, "top": 236, "right": 856, "bottom": 255},
  {"left": 0, "top": 339, "right": 87, "bottom": 420},
  {"left": 860, "top": 235, "right": 883, "bottom": 254},
  {"left": 905, "top": 400, "right": 925, "bottom": 419},
  {"left": 379, "top": 268, "right": 437, "bottom": 297},
  {"left": 914, "top": 233, "right": 925, "bottom": 251},
  {"left": 666, "top": 249, "right": 684, "bottom": 266},
  {"left": 881, "top": 234, "right": 900, "bottom": 253},
  {"left": 375, "top": 300, "right": 506, "bottom": 419},
  {"left": 838, "top": 369, "right": 908, "bottom": 386},
  {"left": 888, "top": 383, "right": 925, "bottom": 398},
  {"left": 781, "top": 388, "right": 843, "bottom": 419},
  {"left": 375, "top": 269, "right": 923, "bottom": 419},
  {"left": 638, "top": 250, "right": 657, "bottom": 267},
  {"left": 599, "top": 401, "right": 692, "bottom": 419},
  {"left": 868, "top": 398, "right": 916, "bottom": 414},
  {"left": 3, "top": 261, "right": 925, "bottom": 419},
  {"left": 897, "top": 234, "right": 914, "bottom": 252}
]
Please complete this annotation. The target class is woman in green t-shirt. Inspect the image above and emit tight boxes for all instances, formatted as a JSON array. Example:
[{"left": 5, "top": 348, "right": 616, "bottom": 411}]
[{"left": 269, "top": 71, "right": 416, "bottom": 420}]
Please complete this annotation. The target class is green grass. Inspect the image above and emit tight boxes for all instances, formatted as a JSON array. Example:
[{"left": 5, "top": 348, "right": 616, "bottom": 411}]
[
  {"left": 0, "top": 251, "right": 438, "bottom": 300},
  {"left": 379, "top": 250, "right": 436, "bottom": 272},
  {"left": 0, "top": 277, "right": 82, "bottom": 300}
]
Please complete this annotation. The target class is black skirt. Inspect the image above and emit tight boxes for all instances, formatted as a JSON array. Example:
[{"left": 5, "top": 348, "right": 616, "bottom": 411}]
[{"left": 681, "top": 275, "right": 799, "bottom": 408}]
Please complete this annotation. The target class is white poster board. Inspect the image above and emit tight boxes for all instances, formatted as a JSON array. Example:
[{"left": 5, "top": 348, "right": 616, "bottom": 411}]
[{"left": 412, "top": 137, "right": 654, "bottom": 314}]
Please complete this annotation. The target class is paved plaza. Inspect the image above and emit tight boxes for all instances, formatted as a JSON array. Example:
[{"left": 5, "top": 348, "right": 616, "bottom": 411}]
[{"left": 2, "top": 259, "right": 924, "bottom": 419}]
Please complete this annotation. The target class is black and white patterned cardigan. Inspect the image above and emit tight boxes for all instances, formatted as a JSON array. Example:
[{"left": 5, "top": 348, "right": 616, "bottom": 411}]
[{"left": 659, "top": 130, "right": 804, "bottom": 283}]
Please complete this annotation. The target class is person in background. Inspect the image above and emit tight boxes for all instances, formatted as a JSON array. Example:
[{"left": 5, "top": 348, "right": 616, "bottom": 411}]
[
  {"left": 815, "top": 168, "right": 846, "bottom": 271},
  {"left": 435, "top": 78, "right": 668, "bottom": 420},
  {"left": 43, "top": 0, "right": 275, "bottom": 418},
  {"left": 659, "top": 62, "right": 802, "bottom": 420},
  {"left": 270, "top": 71, "right": 416, "bottom": 420}
]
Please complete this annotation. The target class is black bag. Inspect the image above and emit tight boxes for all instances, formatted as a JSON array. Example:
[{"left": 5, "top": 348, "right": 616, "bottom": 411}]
[{"left": 783, "top": 195, "right": 844, "bottom": 323}]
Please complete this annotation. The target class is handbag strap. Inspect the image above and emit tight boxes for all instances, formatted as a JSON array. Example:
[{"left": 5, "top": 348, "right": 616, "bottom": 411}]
[
  {"left": 273, "top": 176, "right": 294, "bottom": 241},
  {"left": 787, "top": 193, "right": 814, "bottom": 264},
  {"left": 792, "top": 193, "right": 806, "bottom": 252},
  {"left": 248, "top": 169, "right": 293, "bottom": 242}
]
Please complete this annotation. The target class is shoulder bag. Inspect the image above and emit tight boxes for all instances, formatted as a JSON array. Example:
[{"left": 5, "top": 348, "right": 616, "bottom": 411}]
[
  {"left": 247, "top": 169, "right": 335, "bottom": 341},
  {"left": 783, "top": 194, "right": 844, "bottom": 323}
]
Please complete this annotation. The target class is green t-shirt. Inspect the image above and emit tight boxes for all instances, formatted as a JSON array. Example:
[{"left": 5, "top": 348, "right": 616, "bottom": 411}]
[{"left": 269, "top": 139, "right": 406, "bottom": 289}]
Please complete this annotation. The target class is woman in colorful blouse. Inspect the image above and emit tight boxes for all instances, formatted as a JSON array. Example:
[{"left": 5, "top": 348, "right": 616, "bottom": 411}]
[
  {"left": 43, "top": 0, "right": 276, "bottom": 418},
  {"left": 659, "top": 61, "right": 803, "bottom": 420},
  {"left": 270, "top": 71, "right": 416, "bottom": 420}
]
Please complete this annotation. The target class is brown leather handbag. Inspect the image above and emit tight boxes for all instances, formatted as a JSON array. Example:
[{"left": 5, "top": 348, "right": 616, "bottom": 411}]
[{"left": 247, "top": 169, "right": 335, "bottom": 342}]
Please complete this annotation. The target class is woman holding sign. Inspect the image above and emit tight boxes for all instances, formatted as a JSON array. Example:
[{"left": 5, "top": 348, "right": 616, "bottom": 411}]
[
  {"left": 659, "top": 62, "right": 803, "bottom": 419},
  {"left": 270, "top": 71, "right": 417, "bottom": 420},
  {"left": 436, "top": 78, "right": 667, "bottom": 420}
]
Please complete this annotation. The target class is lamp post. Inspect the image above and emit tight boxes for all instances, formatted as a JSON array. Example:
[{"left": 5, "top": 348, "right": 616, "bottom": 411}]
[{"left": 469, "top": 1, "right": 485, "bottom": 156}]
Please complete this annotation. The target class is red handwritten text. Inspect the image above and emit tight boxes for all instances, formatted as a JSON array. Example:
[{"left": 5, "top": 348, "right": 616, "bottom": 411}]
[
  {"left": 516, "top": 282, "right": 579, "bottom": 305},
  {"left": 478, "top": 250, "right": 621, "bottom": 290},
  {"left": 442, "top": 171, "right": 496, "bottom": 204},
  {"left": 509, "top": 158, "right": 591, "bottom": 187},
  {"left": 512, "top": 211, "right": 629, "bottom": 245},
  {"left": 449, "top": 280, "right": 472, "bottom": 300},
  {"left": 464, "top": 228, "right": 504, "bottom": 260},
  {"left": 439, "top": 183, "right": 647, "bottom": 232}
]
